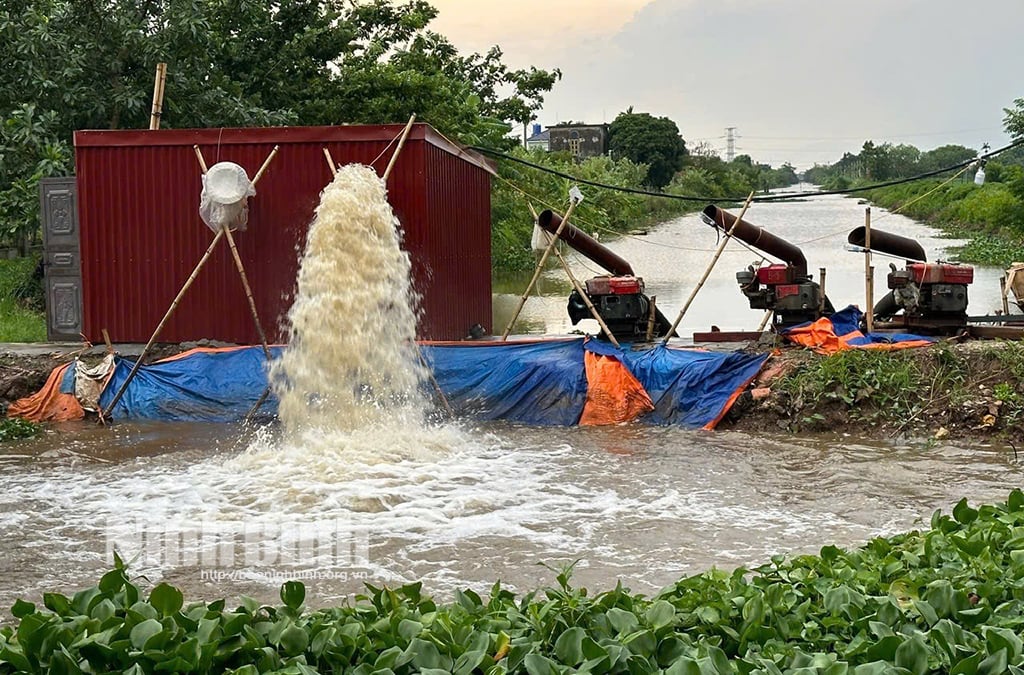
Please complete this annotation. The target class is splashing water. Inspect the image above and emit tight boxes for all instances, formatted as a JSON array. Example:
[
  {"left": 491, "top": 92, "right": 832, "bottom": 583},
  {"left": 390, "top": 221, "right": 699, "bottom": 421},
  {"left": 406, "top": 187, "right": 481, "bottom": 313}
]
[{"left": 269, "top": 164, "right": 427, "bottom": 435}]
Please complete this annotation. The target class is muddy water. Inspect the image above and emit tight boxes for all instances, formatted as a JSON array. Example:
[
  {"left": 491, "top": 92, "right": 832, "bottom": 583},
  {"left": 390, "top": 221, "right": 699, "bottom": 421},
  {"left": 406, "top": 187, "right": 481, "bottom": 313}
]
[{"left": 1, "top": 190, "right": 1020, "bottom": 612}]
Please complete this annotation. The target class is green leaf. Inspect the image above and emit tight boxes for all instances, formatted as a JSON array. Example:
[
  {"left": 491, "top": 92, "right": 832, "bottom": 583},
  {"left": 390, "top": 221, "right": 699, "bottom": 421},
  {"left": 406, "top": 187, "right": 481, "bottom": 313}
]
[
  {"left": 607, "top": 608, "right": 640, "bottom": 634},
  {"left": 11, "top": 599, "right": 35, "bottom": 619},
  {"left": 397, "top": 619, "right": 423, "bottom": 641},
  {"left": 150, "top": 583, "right": 184, "bottom": 616},
  {"left": 665, "top": 657, "right": 701, "bottom": 675},
  {"left": 130, "top": 618, "right": 163, "bottom": 650},
  {"left": 953, "top": 498, "right": 978, "bottom": 525},
  {"left": 645, "top": 600, "right": 676, "bottom": 629},
  {"left": 894, "top": 636, "right": 929, "bottom": 675},
  {"left": 280, "top": 581, "right": 305, "bottom": 610},
  {"left": 977, "top": 648, "right": 1008, "bottom": 675},
  {"left": 524, "top": 653, "right": 558, "bottom": 675},
  {"left": 279, "top": 625, "right": 309, "bottom": 657},
  {"left": 555, "top": 627, "right": 586, "bottom": 665},
  {"left": 453, "top": 649, "right": 486, "bottom": 675},
  {"left": 43, "top": 593, "right": 71, "bottom": 616},
  {"left": 951, "top": 652, "right": 983, "bottom": 675},
  {"left": 1008, "top": 489, "right": 1024, "bottom": 511},
  {"left": 984, "top": 627, "right": 1022, "bottom": 660}
]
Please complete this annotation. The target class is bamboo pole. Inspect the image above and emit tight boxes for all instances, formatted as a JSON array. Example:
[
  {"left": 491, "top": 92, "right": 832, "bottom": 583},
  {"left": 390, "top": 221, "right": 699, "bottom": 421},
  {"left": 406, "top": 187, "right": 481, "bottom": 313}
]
[
  {"left": 323, "top": 148, "right": 338, "bottom": 176},
  {"left": 501, "top": 199, "right": 580, "bottom": 340},
  {"left": 192, "top": 145, "right": 208, "bottom": 173},
  {"left": 523, "top": 202, "right": 620, "bottom": 347},
  {"left": 554, "top": 242, "right": 621, "bottom": 348},
  {"left": 662, "top": 192, "right": 755, "bottom": 344},
  {"left": 383, "top": 114, "right": 417, "bottom": 182},
  {"left": 818, "top": 267, "right": 827, "bottom": 316},
  {"left": 417, "top": 349, "right": 455, "bottom": 417},
  {"left": 222, "top": 227, "right": 272, "bottom": 360},
  {"left": 101, "top": 229, "right": 225, "bottom": 418},
  {"left": 645, "top": 296, "right": 657, "bottom": 342},
  {"left": 864, "top": 207, "right": 874, "bottom": 334},
  {"left": 757, "top": 309, "right": 772, "bottom": 333},
  {"left": 149, "top": 63, "right": 167, "bottom": 130},
  {"left": 1001, "top": 275, "right": 1010, "bottom": 315},
  {"left": 252, "top": 145, "right": 279, "bottom": 185}
]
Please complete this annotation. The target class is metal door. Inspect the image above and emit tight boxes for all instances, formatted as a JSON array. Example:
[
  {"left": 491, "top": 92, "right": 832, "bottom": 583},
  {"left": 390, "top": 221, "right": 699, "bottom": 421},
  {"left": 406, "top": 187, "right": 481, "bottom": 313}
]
[{"left": 40, "top": 177, "right": 82, "bottom": 341}]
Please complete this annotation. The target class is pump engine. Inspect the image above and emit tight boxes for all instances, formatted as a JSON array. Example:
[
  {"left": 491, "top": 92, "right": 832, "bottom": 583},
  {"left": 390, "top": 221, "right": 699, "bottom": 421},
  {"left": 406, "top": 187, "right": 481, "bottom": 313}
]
[
  {"left": 567, "top": 275, "right": 671, "bottom": 340},
  {"left": 735, "top": 263, "right": 826, "bottom": 328},
  {"left": 848, "top": 226, "right": 973, "bottom": 333},
  {"left": 702, "top": 205, "right": 831, "bottom": 329},
  {"left": 537, "top": 210, "right": 675, "bottom": 341}
]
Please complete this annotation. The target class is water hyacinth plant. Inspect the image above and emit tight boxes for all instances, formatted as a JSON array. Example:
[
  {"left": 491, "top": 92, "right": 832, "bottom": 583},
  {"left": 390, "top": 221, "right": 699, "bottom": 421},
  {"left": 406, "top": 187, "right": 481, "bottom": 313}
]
[{"left": 4, "top": 492, "right": 1024, "bottom": 674}]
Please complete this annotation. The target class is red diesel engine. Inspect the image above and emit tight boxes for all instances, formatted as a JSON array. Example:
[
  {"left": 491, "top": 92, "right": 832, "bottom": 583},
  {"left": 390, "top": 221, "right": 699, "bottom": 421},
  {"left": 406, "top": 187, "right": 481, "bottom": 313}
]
[{"left": 848, "top": 226, "right": 973, "bottom": 333}]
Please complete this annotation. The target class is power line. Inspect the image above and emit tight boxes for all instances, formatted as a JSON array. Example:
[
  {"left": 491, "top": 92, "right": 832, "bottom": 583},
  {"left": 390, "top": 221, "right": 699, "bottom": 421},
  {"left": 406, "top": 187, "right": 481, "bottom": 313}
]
[{"left": 470, "top": 136, "right": 1024, "bottom": 205}]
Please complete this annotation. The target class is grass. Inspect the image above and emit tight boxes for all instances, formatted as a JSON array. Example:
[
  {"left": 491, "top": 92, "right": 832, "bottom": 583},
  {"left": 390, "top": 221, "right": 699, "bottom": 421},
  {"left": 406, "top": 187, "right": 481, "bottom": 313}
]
[
  {"left": 0, "top": 257, "right": 45, "bottom": 342},
  {"left": 0, "top": 418, "right": 40, "bottom": 441}
]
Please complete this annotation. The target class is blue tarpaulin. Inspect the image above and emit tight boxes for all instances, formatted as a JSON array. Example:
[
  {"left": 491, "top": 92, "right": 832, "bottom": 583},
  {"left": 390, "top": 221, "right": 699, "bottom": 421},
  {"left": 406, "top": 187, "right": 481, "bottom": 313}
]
[
  {"left": 99, "top": 347, "right": 283, "bottom": 422},
  {"left": 599, "top": 343, "right": 768, "bottom": 426},
  {"left": 783, "top": 305, "right": 935, "bottom": 354},
  {"left": 420, "top": 339, "right": 589, "bottom": 426},
  {"left": 96, "top": 340, "right": 766, "bottom": 428}
]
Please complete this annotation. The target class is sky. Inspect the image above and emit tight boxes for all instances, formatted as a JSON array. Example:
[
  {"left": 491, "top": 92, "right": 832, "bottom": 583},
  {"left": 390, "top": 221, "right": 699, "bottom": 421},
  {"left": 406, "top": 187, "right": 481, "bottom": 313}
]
[{"left": 429, "top": 0, "right": 1024, "bottom": 169}]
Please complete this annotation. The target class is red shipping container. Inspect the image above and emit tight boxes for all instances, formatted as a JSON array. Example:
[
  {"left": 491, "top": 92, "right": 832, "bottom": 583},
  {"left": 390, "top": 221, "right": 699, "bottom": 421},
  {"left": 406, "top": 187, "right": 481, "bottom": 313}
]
[{"left": 73, "top": 124, "right": 494, "bottom": 344}]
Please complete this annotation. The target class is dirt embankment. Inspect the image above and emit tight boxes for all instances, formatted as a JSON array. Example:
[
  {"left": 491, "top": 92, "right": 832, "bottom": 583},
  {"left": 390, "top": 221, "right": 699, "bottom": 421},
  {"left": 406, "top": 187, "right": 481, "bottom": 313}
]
[
  {"left": 721, "top": 340, "right": 1024, "bottom": 442},
  {"left": 0, "top": 344, "right": 190, "bottom": 415}
]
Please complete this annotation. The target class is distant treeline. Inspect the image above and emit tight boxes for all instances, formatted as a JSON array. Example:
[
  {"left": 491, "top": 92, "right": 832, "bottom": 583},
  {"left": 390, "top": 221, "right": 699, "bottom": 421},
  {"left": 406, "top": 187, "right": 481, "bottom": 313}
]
[
  {"left": 491, "top": 144, "right": 801, "bottom": 272},
  {"left": 802, "top": 127, "right": 1024, "bottom": 266}
]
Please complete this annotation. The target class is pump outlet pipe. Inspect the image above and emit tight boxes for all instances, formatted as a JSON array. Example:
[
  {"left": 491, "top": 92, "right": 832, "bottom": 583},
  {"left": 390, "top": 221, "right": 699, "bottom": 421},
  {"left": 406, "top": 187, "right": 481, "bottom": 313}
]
[
  {"left": 537, "top": 210, "right": 635, "bottom": 277},
  {"left": 701, "top": 205, "right": 808, "bottom": 278}
]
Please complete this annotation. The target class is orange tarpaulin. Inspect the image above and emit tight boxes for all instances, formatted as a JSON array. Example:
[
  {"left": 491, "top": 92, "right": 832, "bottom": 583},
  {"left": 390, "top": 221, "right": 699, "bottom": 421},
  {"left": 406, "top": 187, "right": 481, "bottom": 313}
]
[
  {"left": 579, "top": 351, "right": 654, "bottom": 425},
  {"left": 7, "top": 363, "right": 84, "bottom": 423},
  {"left": 784, "top": 306, "right": 934, "bottom": 355}
]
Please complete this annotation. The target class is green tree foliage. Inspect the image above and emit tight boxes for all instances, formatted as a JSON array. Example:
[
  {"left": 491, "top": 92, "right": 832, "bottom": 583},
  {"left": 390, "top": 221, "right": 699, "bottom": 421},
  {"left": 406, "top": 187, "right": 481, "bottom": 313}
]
[
  {"left": 1006, "top": 97, "right": 1024, "bottom": 139},
  {"left": 670, "top": 147, "right": 798, "bottom": 199},
  {"left": 608, "top": 111, "right": 687, "bottom": 189},
  {"left": 0, "top": 0, "right": 560, "bottom": 247},
  {"left": 491, "top": 150, "right": 690, "bottom": 271}
]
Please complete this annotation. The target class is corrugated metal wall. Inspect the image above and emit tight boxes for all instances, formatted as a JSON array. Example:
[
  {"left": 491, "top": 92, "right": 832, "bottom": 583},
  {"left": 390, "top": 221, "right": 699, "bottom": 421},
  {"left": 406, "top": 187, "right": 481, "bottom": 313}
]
[
  {"left": 74, "top": 125, "right": 492, "bottom": 343},
  {"left": 422, "top": 142, "right": 493, "bottom": 339}
]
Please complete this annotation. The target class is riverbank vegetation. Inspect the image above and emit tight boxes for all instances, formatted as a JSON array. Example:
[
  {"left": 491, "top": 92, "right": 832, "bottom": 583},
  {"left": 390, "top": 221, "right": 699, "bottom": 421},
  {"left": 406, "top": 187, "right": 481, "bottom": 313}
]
[
  {"left": 491, "top": 139, "right": 801, "bottom": 271},
  {"left": 803, "top": 102, "right": 1024, "bottom": 267},
  {"left": 728, "top": 340, "right": 1024, "bottom": 440},
  {"left": 4, "top": 492, "right": 1024, "bottom": 673}
]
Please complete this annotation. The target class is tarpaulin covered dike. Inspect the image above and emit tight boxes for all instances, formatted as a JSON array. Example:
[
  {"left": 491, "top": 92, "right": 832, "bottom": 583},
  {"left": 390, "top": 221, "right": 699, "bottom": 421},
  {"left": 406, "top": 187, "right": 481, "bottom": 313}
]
[{"left": 9, "top": 340, "right": 769, "bottom": 429}]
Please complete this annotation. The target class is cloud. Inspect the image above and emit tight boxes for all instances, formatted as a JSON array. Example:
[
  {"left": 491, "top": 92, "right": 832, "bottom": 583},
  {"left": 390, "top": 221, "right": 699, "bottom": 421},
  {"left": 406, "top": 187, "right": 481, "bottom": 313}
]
[
  {"left": 486, "top": 0, "right": 1023, "bottom": 167},
  {"left": 428, "top": 0, "right": 653, "bottom": 59}
]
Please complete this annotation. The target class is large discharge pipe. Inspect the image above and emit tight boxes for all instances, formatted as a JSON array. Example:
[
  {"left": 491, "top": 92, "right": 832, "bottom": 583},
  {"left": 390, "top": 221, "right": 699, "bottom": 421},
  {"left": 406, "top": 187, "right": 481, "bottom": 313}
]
[
  {"left": 702, "top": 205, "right": 808, "bottom": 278},
  {"left": 847, "top": 227, "right": 927, "bottom": 261},
  {"left": 538, "top": 210, "right": 635, "bottom": 276}
]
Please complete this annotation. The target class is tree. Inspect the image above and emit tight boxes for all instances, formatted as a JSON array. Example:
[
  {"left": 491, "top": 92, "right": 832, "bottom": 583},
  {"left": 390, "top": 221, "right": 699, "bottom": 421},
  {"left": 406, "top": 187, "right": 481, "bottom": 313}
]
[
  {"left": 608, "top": 111, "right": 687, "bottom": 189},
  {"left": 1006, "top": 98, "right": 1024, "bottom": 139},
  {"left": 919, "top": 145, "right": 977, "bottom": 174},
  {"left": 0, "top": 0, "right": 560, "bottom": 246}
]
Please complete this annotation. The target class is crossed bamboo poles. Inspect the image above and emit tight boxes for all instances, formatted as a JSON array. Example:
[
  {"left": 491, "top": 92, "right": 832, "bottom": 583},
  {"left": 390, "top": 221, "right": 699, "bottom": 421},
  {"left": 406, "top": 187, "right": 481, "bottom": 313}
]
[{"left": 100, "top": 146, "right": 279, "bottom": 420}]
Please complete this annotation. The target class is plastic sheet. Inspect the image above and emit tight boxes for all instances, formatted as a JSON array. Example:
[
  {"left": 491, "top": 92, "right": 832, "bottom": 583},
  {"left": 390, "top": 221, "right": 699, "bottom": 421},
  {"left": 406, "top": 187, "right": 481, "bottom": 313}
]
[{"left": 783, "top": 306, "right": 935, "bottom": 354}]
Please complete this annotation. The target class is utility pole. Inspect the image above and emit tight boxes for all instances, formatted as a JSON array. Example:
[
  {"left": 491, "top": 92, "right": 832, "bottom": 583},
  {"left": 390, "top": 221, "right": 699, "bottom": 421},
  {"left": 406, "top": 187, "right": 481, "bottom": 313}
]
[{"left": 725, "top": 127, "right": 737, "bottom": 162}]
